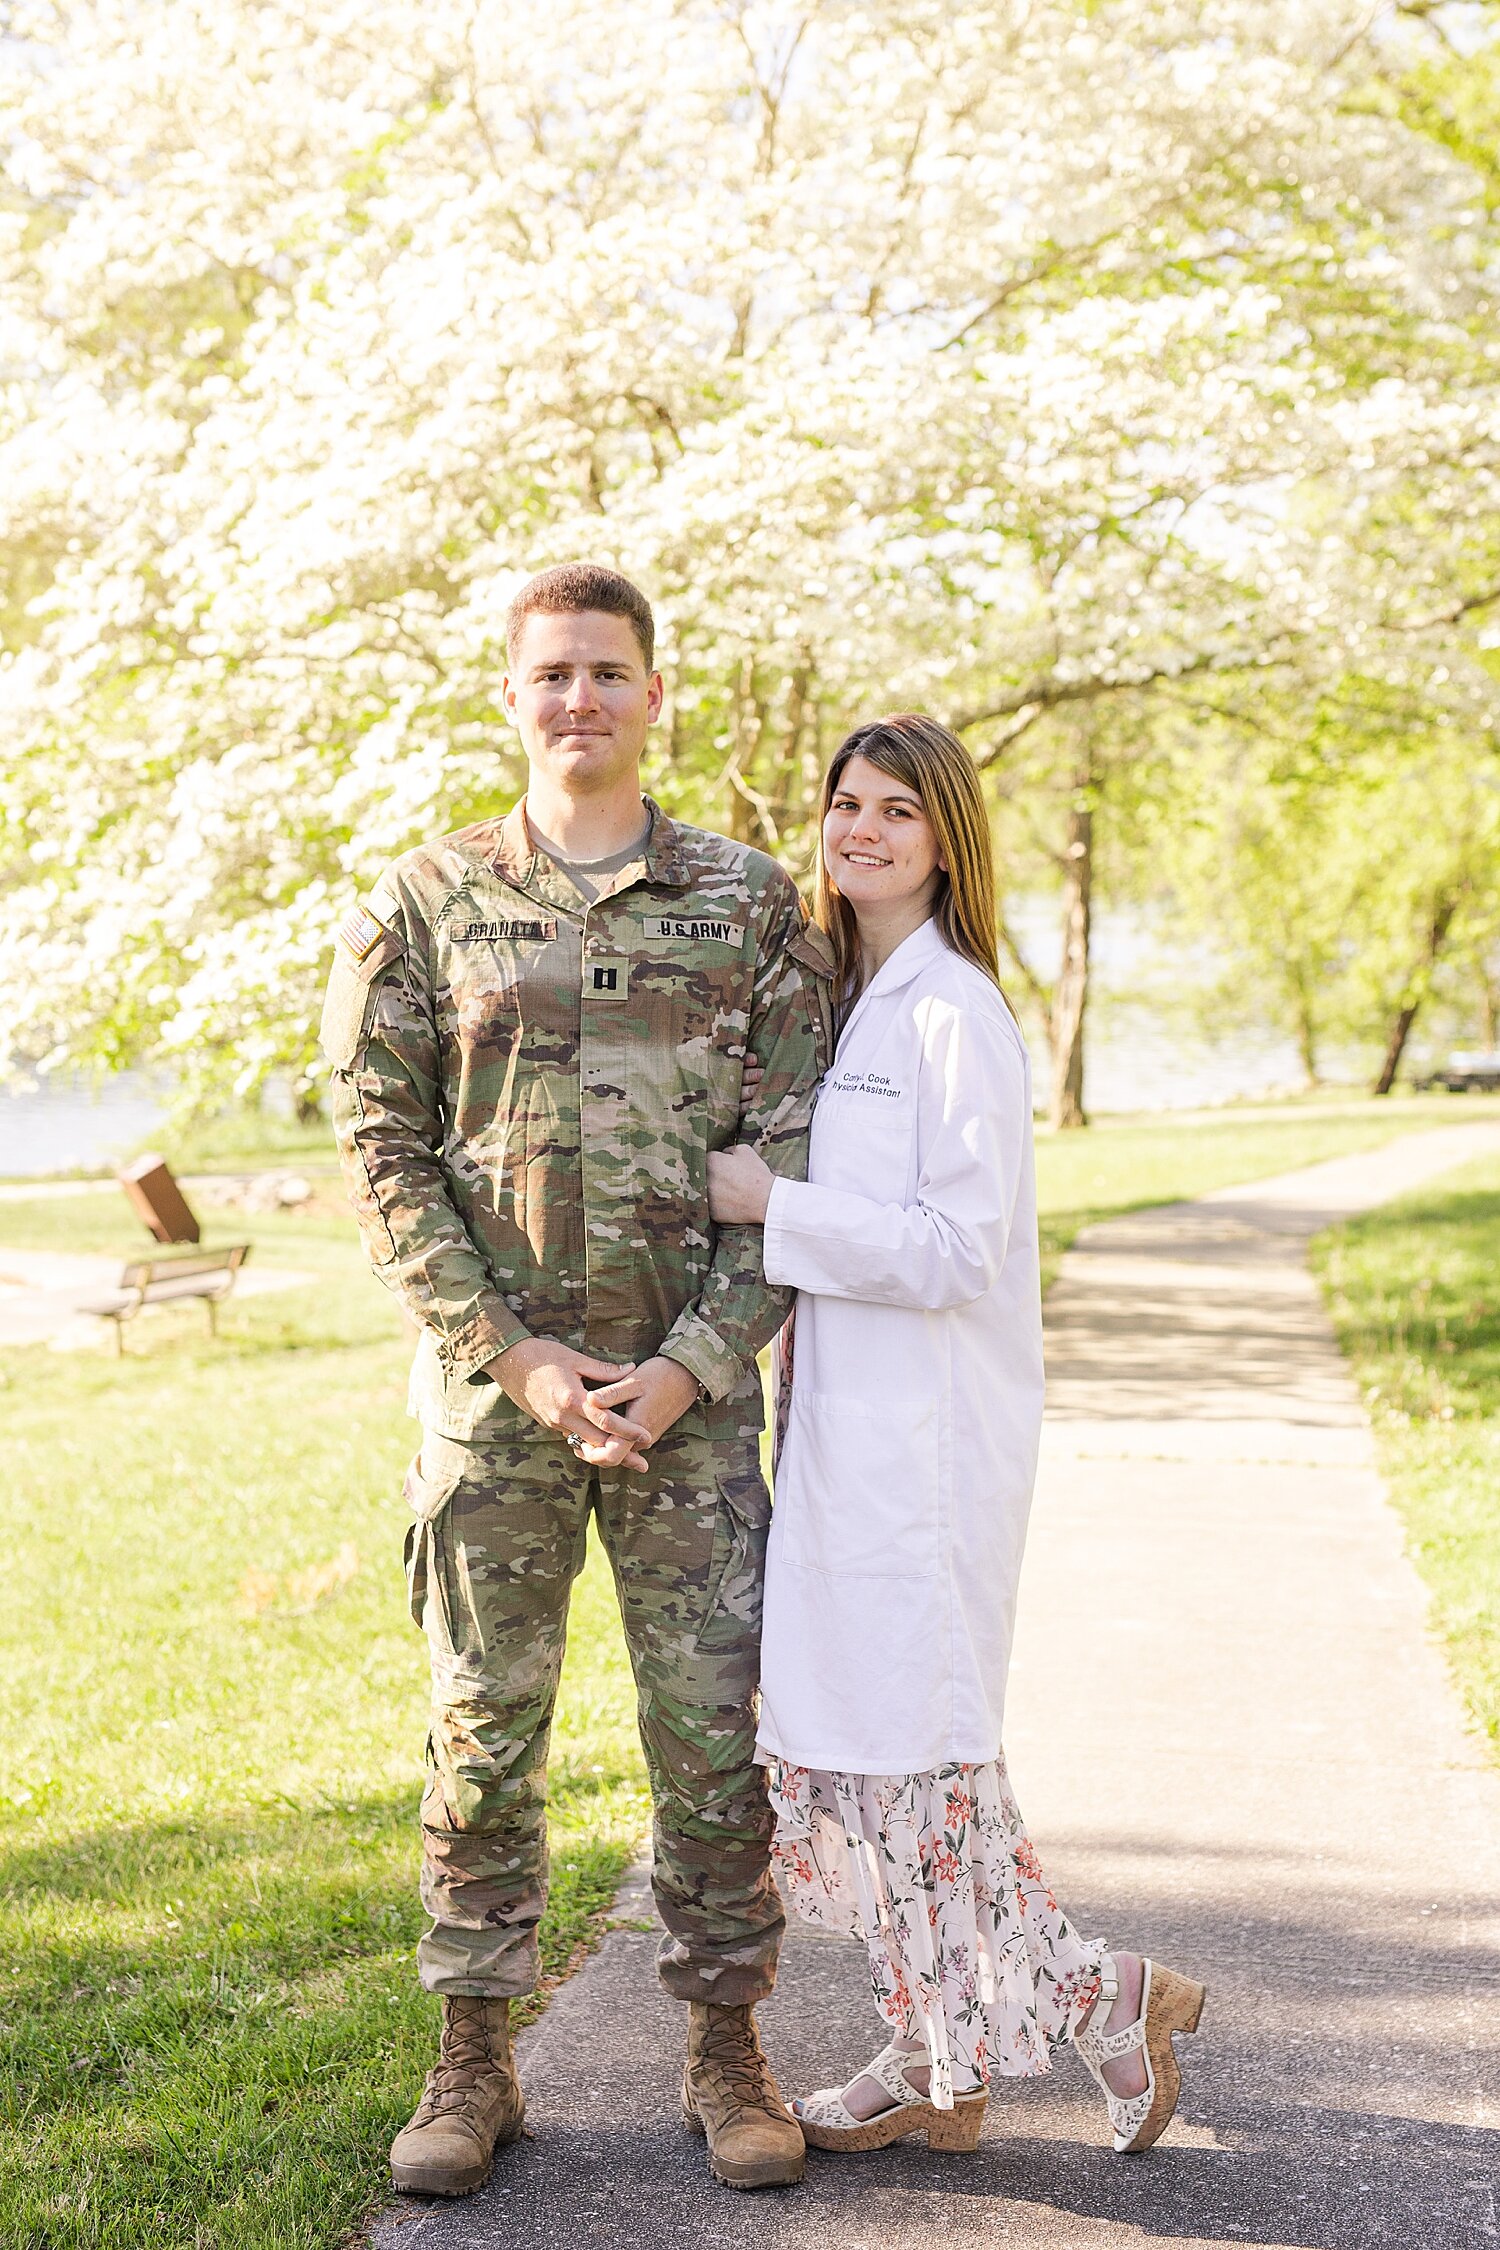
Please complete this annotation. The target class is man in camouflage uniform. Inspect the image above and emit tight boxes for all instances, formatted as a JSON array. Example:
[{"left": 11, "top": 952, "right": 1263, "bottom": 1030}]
[{"left": 322, "top": 563, "right": 832, "bottom": 2197}]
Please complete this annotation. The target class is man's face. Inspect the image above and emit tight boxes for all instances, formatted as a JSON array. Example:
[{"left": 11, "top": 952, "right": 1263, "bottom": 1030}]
[{"left": 502, "top": 609, "right": 663, "bottom": 796}]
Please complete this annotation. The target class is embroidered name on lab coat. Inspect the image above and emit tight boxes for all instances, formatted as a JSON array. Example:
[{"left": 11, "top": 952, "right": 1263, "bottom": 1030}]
[
  {"left": 645, "top": 916, "right": 744, "bottom": 945},
  {"left": 828, "top": 1070, "right": 907, "bottom": 1103}
]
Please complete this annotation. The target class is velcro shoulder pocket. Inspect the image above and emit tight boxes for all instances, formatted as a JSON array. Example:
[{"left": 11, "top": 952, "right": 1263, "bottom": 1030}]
[{"left": 320, "top": 920, "right": 404, "bottom": 1071}]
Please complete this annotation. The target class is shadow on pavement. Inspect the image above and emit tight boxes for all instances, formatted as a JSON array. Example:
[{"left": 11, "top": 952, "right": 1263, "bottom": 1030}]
[{"left": 375, "top": 1850, "right": 1500, "bottom": 2250}]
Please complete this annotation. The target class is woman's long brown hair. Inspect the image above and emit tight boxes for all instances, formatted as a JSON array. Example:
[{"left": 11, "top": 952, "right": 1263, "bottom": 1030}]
[{"left": 814, "top": 712, "right": 1003, "bottom": 1006}]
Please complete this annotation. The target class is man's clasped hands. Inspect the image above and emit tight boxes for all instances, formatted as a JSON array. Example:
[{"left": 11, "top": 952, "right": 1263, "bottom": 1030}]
[{"left": 484, "top": 1336, "right": 696, "bottom": 1475}]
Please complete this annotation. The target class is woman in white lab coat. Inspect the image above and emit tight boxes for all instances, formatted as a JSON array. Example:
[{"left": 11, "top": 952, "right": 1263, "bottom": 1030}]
[{"left": 708, "top": 715, "right": 1205, "bottom": 2158}]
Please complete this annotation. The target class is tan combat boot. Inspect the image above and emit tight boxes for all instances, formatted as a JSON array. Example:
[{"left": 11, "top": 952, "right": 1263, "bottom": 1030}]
[
  {"left": 390, "top": 1995, "right": 525, "bottom": 2197},
  {"left": 681, "top": 2001, "right": 806, "bottom": 2189}
]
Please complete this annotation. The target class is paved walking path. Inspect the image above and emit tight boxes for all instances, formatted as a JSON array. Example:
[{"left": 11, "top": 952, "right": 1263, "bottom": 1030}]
[{"left": 373, "top": 1122, "right": 1500, "bottom": 2250}]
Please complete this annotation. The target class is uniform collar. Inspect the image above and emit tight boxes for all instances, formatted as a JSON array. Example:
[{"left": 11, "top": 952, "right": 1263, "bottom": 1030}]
[
  {"left": 490, "top": 793, "right": 693, "bottom": 896},
  {"left": 638, "top": 797, "right": 694, "bottom": 890}
]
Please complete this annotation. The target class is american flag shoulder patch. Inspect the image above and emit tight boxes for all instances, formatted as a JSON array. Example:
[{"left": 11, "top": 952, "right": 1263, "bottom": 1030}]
[{"left": 338, "top": 903, "right": 394, "bottom": 963}]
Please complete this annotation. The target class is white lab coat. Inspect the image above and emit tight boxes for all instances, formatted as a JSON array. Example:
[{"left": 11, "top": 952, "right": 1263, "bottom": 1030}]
[{"left": 755, "top": 917, "right": 1044, "bottom": 1775}]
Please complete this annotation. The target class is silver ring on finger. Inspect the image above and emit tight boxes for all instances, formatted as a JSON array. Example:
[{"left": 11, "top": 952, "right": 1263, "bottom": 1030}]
[{"left": 564, "top": 1430, "right": 586, "bottom": 1456}]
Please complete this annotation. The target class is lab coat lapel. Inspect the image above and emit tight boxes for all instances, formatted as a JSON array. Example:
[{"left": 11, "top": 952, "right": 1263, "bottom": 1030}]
[{"left": 838, "top": 918, "right": 946, "bottom": 1052}]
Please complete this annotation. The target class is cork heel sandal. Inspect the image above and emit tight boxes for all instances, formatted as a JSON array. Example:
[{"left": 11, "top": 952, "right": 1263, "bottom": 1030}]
[
  {"left": 1074, "top": 1954, "right": 1207, "bottom": 2153},
  {"left": 793, "top": 2045, "right": 987, "bottom": 2154}
]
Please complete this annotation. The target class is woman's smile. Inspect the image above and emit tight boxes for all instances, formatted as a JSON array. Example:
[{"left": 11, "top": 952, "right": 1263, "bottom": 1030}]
[{"left": 823, "top": 753, "right": 947, "bottom": 942}]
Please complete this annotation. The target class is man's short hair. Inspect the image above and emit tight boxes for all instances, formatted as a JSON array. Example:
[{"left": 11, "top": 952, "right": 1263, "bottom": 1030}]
[{"left": 505, "top": 563, "right": 655, "bottom": 670}]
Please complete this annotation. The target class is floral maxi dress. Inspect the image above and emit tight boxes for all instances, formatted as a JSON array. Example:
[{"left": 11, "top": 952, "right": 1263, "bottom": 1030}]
[{"left": 767, "top": 1753, "right": 1106, "bottom": 2110}]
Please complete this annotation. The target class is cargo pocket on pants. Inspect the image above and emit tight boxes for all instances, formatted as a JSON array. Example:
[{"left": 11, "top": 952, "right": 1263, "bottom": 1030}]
[
  {"left": 696, "top": 1472, "right": 772, "bottom": 1652},
  {"left": 403, "top": 1438, "right": 468, "bottom": 1649}
]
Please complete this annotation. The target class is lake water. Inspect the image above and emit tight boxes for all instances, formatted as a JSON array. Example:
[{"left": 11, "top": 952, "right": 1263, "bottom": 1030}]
[
  {"left": 0, "top": 1074, "right": 176, "bottom": 1180},
  {"left": 0, "top": 906, "right": 1369, "bottom": 1179},
  {"left": 0, "top": 1030, "right": 1338, "bottom": 1180}
]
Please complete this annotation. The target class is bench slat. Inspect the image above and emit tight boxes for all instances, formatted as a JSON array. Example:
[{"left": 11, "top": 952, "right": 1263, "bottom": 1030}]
[
  {"left": 119, "top": 1247, "right": 249, "bottom": 1287},
  {"left": 134, "top": 1274, "right": 238, "bottom": 1304},
  {"left": 80, "top": 1243, "right": 254, "bottom": 1331}
]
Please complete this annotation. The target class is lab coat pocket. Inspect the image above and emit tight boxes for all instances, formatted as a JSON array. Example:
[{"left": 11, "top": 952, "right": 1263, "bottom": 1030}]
[
  {"left": 810, "top": 1091, "right": 914, "bottom": 1201},
  {"left": 779, "top": 1391, "right": 942, "bottom": 1580}
]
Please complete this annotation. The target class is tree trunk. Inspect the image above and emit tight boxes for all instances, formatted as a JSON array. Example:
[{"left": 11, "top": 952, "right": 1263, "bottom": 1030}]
[
  {"left": 1049, "top": 797, "right": 1092, "bottom": 1130},
  {"left": 1372, "top": 893, "right": 1459, "bottom": 1096},
  {"left": 1479, "top": 960, "right": 1499, "bottom": 1050},
  {"left": 769, "top": 659, "right": 814, "bottom": 833},
  {"left": 1295, "top": 1013, "right": 1319, "bottom": 1088},
  {"left": 1291, "top": 972, "right": 1320, "bottom": 1089},
  {"left": 722, "top": 655, "right": 759, "bottom": 844}
]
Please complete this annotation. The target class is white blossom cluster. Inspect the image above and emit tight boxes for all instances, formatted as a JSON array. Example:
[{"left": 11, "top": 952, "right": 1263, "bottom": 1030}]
[{"left": 0, "top": 0, "right": 1495, "bottom": 1103}]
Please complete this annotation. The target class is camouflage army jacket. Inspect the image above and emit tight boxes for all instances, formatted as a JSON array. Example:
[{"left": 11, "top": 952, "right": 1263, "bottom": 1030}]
[{"left": 322, "top": 796, "right": 834, "bottom": 1437}]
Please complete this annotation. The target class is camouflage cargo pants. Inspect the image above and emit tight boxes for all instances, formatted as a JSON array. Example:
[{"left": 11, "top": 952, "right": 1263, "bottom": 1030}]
[{"left": 403, "top": 1393, "right": 783, "bottom": 2005}]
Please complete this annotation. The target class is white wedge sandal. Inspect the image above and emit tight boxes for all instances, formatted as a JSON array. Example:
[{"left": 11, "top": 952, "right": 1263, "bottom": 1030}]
[
  {"left": 792, "top": 2044, "right": 987, "bottom": 2154},
  {"left": 1074, "top": 1953, "right": 1207, "bottom": 2153}
]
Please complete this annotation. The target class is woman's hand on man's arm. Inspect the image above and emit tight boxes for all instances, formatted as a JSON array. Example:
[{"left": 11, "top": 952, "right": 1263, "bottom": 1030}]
[
  {"left": 707, "top": 1142, "right": 777, "bottom": 1224},
  {"left": 739, "top": 1051, "right": 764, "bottom": 1114},
  {"left": 714, "top": 1047, "right": 780, "bottom": 1221}
]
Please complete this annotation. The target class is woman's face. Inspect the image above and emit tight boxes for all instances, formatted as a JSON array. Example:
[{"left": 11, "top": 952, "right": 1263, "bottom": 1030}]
[{"left": 823, "top": 753, "right": 946, "bottom": 913}]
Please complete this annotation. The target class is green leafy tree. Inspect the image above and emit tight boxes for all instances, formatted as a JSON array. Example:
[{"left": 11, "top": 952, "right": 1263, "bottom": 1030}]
[{"left": 1159, "top": 671, "right": 1500, "bottom": 1090}]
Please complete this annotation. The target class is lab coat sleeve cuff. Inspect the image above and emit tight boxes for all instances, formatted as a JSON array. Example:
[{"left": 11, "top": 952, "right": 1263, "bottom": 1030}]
[
  {"left": 762, "top": 1173, "right": 812, "bottom": 1288},
  {"left": 658, "top": 1316, "right": 740, "bottom": 1404}
]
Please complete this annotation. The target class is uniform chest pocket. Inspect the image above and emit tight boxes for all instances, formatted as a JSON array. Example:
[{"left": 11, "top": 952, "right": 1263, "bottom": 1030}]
[
  {"left": 438, "top": 924, "right": 574, "bottom": 1067},
  {"left": 633, "top": 942, "right": 749, "bottom": 1030},
  {"left": 632, "top": 945, "right": 751, "bottom": 1130}
]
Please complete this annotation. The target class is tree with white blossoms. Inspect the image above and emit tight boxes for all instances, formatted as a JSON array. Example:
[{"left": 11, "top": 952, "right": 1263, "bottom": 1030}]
[{"left": 2, "top": 0, "right": 1498, "bottom": 1122}]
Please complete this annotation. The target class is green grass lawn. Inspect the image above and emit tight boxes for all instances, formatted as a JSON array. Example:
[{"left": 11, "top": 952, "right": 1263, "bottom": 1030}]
[
  {"left": 1314, "top": 1149, "right": 1500, "bottom": 1758},
  {"left": 0, "top": 1090, "right": 1481, "bottom": 2247},
  {"left": 0, "top": 1205, "right": 646, "bottom": 2249}
]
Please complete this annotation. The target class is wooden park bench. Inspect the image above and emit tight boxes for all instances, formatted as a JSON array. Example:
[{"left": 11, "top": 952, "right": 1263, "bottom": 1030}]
[
  {"left": 78, "top": 1153, "right": 252, "bottom": 1351},
  {"left": 79, "top": 1243, "right": 252, "bottom": 1352}
]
